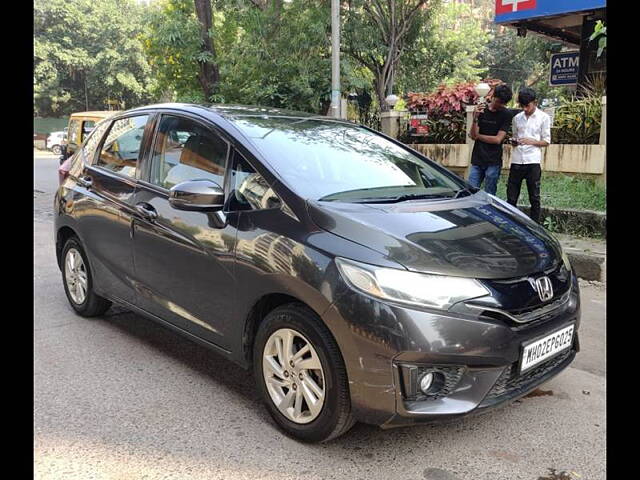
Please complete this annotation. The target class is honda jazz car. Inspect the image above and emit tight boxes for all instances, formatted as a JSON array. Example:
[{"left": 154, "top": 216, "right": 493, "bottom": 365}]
[{"left": 54, "top": 104, "right": 580, "bottom": 442}]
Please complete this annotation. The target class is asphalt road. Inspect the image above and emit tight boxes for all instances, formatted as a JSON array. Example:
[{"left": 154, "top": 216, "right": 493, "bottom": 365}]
[{"left": 34, "top": 154, "right": 606, "bottom": 480}]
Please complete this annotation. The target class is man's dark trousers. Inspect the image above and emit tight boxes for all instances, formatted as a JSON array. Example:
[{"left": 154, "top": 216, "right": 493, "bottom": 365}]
[{"left": 507, "top": 164, "right": 541, "bottom": 223}]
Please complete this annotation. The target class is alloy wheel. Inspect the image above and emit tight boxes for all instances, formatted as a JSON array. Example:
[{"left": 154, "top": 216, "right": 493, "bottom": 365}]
[
  {"left": 262, "top": 328, "right": 326, "bottom": 424},
  {"left": 65, "top": 248, "right": 88, "bottom": 305}
]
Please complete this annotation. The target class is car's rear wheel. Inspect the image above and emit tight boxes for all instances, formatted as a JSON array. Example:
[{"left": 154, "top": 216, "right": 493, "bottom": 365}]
[
  {"left": 254, "top": 303, "right": 355, "bottom": 442},
  {"left": 61, "top": 237, "right": 111, "bottom": 317},
  {"left": 51, "top": 145, "right": 62, "bottom": 155}
]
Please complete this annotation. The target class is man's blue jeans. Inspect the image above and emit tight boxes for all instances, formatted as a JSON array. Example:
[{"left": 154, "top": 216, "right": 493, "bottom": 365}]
[{"left": 468, "top": 164, "right": 501, "bottom": 195}]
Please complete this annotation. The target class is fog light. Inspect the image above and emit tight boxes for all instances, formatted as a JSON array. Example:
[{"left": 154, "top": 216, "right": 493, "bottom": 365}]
[{"left": 419, "top": 372, "right": 434, "bottom": 394}]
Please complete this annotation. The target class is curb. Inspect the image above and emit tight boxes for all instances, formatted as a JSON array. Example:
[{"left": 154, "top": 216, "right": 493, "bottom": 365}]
[
  {"left": 565, "top": 252, "right": 605, "bottom": 282},
  {"left": 518, "top": 205, "right": 606, "bottom": 239}
]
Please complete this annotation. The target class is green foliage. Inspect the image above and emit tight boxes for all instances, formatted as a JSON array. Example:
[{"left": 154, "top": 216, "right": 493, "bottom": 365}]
[
  {"left": 216, "top": 0, "right": 335, "bottom": 112},
  {"left": 480, "top": 29, "right": 558, "bottom": 92},
  {"left": 141, "top": 0, "right": 205, "bottom": 102},
  {"left": 397, "top": 1, "right": 490, "bottom": 93},
  {"left": 34, "top": 0, "right": 155, "bottom": 116},
  {"left": 552, "top": 80, "right": 603, "bottom": 144},
  {"left": 343, "top": 0, "right": 435, "bottom": 111},
  {"left": 589, "top": 20, "right": 607, "bottom": 58},
  {"left": 495, "top": 173, "right": 606, "bottom": 212},
  {"left": 143, "top": 0, "right": 367, "bottom": 113}
]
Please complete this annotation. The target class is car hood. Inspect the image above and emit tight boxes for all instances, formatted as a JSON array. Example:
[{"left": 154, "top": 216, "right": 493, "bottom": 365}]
[{"left": 307, "top": 192, "right": 562, "bottom": 280}]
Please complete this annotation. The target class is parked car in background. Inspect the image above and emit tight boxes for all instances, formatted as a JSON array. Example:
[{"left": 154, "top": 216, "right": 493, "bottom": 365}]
[
  {"left": 54, "top": 103, "right": 580, "bottom": 442},
  {"left": 47, "top": 131, "right": 67, "bottom": 155},
  {"left": 60, "top": 110, "right": 120, "bottom": 162}
]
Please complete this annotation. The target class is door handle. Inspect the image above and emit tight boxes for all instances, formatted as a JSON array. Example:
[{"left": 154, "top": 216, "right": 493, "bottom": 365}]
[
  {"left": 77, "top": 175, "right": 92, "bottom": 188},
  {"left": 135, "top": 202, "right": 158, "bottom": 221}
]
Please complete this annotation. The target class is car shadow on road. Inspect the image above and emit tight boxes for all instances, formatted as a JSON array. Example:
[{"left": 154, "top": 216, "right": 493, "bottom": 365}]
[{"left": 99, "top": 304, "right": 506, "bottom": 448}]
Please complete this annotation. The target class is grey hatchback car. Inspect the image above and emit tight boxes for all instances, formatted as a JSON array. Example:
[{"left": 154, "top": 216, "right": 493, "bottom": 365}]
[{"left": 54, "top": 104, "right": 580, "bottom": 442}]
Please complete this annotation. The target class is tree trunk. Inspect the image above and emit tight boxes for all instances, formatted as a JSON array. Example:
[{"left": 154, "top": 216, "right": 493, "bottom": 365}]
[
  {"left": 376, "top": 75, "right": 389, "bottom": 112},
  {"left": 193, "top": 0, "right": 219, "bottom": 101}
]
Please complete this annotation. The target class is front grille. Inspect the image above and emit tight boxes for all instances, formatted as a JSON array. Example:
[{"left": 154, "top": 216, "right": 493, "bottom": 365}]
[
  {"left": 469, "top": 290, "right": 571, "bottom": 326},
  {"left": 480, "top": 348, "right": 575, "bottom": 407}
]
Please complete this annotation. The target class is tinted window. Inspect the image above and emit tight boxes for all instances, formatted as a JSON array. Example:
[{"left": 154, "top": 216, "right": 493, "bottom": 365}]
[
  {"left": 228, "top": 152, "right": 281, "bottom": 211},
  {"left": 97, "top": 115, "right": 149, "bottom": 179},
  {"left": 234, "top": 118, "right": 463, "bottom": 202},
  {"left": 149, "top": 115, "right": 229, "bottom": 190}
]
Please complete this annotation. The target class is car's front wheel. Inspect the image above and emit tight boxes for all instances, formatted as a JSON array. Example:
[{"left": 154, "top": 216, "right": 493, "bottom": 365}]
[
  {"left": 51, "top": 144, "right": 62, "bottom": 155},
  {"left": 254, "top": 303, "right": 355, "bottom": 442},
  {"left": 61, "top": 237, "right": 111, "bottom": 317}
]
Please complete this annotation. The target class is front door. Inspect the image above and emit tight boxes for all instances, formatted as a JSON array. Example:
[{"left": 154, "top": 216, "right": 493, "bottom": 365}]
[{"left": 131, "top": 114, "right": 238, "bottom": 349}]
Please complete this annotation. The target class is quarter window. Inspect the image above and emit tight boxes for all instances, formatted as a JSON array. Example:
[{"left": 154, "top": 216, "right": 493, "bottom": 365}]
[
  {"left": 97, "top": 115, "right": 149, "bottom": 179},
  {"left": 149, "top": 115, "right": 229, "bottom": 190},
  {"left": 228, "top": 152, "right": 281, "bottom": 211}
]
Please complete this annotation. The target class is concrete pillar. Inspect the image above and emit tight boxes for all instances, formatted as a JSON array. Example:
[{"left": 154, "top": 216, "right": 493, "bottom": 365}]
[
  {"left": 380, "top": 110, "right": 406, "bottom": 139},
  {"left": 340, "top": 98, "right": 348, "bottom": 119},
  {"left": 464, "top": 105, "right": 475, "bottom": 179},
  {"left": 597, "top": 96, "right": 606, "bottom": 186}
]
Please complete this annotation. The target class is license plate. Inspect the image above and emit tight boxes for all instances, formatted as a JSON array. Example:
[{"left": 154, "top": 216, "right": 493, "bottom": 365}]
[{"left": 520, "top": 324, "right": 575, "bottom": 373}]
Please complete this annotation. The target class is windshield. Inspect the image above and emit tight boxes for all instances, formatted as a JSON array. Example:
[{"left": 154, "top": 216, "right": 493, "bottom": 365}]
[{"left": 234, "top": 117, "right": 464, "bottom": 202}]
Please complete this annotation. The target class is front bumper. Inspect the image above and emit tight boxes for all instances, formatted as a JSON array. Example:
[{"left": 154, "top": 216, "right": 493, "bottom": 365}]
[{"left": 321, "top": 272, "right": 581, "bottom": 427}]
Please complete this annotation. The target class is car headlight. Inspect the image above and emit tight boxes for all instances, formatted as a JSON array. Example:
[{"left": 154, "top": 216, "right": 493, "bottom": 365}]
[{"left": 335, "top": 258, "right": 489, "bottom": 310}]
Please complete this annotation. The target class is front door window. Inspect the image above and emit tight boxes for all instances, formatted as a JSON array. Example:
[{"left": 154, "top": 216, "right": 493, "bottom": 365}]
[{"left": 149, "top": 115, "right": 229, "bottom": 190}]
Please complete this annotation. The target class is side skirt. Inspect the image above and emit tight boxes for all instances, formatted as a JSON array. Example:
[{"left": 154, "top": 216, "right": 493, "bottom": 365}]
[{"left": 105, "top": 295, "right": 249, "bottom": 369}]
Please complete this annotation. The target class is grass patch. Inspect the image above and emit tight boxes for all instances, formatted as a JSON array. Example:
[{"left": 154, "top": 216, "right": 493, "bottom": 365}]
[{"left": 494, "top": 172, "right": 606, "bottom": 212}]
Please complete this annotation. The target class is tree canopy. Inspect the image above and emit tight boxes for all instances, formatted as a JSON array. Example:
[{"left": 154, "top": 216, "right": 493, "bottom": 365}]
[
  {"left": 34, "top": 0, "right": 562, "bottom": 119},
  {"left": 34, "top": 0, "right": 155, "bottom": 116}
]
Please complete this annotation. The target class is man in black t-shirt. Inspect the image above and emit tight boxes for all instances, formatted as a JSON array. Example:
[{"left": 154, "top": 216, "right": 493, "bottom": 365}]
[{"left": 468, "top": 84, "right": 513, "bottom": 195}]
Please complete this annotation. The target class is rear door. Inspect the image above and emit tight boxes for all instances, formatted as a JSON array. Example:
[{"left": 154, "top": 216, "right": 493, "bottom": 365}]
[
  {"left": 78, "top": 114, "right": 154, "bottom": 304},
  {"left": 131, "top": 113, "right": 238, "bottom": 349}
]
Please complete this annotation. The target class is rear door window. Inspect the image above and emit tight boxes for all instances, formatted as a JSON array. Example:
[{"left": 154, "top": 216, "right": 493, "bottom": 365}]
[{"left": 96, "top": 115, "right": 150, "bottom": 179}]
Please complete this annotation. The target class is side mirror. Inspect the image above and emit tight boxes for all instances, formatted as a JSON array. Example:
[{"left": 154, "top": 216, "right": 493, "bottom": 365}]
[{"left": 169, "top": 179, "right": 225, "bottom": 211}]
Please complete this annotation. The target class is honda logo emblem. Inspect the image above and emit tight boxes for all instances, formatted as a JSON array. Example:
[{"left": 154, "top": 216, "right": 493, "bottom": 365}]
[{"left": 534, "top": 276, "right": 553, "bottom": 302}]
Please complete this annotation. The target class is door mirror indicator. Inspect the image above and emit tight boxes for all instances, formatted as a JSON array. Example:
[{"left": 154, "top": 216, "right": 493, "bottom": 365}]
[{"left": 168, "top": 180, "right": 225, "bottom": 211}]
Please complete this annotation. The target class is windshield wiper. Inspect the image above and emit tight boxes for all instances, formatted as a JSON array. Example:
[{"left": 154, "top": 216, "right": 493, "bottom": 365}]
[
  {"left": 354, "top": 192, "right": 455, "bottom": 204},
  {"left": 453, "top": 187, "right": 475, "bottom": 199}
]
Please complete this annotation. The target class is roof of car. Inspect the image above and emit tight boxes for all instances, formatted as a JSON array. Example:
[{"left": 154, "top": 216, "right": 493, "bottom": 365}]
[
  {"left": 70, "top": 111, "right": 120, "bottom": 118},
  {"left": 127, "top": 103, "right": 351, "bottom": 124}
]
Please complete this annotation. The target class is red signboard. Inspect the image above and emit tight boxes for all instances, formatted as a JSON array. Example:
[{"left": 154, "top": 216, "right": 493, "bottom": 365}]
[
  {"left": 410, "top": 114, "right": 429, "bottom": 136},
  {"left": 495, "top": 0, "right": 537, "bottom": 15}
]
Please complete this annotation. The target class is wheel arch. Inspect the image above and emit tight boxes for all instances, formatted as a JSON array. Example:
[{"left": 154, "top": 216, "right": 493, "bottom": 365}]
[
  {"left": 241, "top": 293, "right": 345, "bottom": 371},
  {"left": 56, "top": 225, "right": 78, "bottom": 270}
]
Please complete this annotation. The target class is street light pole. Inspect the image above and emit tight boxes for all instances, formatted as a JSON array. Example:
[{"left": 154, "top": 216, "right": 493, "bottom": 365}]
[{"left": 330, "top": 0, "right": 340, "bottom": 118}]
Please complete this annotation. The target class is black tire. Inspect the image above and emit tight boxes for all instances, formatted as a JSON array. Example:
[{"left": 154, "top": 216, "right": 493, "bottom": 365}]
[
  {"left": 253, "top": 303, "right": 355, "bottom": 442},
  {"left": 51, "top": 145, "right": 62, "bottom": 155},
  {"left": 61, "top": 236, "right": 111, "bottom": 317}
]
